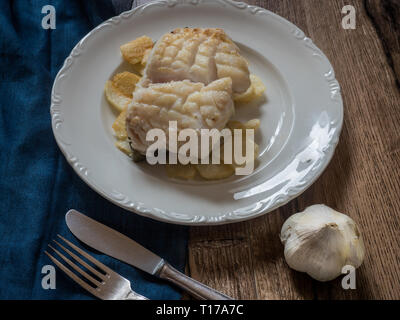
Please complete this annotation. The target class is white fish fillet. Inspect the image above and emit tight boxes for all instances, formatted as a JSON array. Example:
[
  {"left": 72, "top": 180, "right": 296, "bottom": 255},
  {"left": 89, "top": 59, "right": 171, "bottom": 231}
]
[
  {"left": 143, "top": 28, "right": 250, "bottom": 94},
  {"left": 127, "top": 28, "right": 249, "bottom": 155},
  {"left": 126, "top": 77, "right": 234, "bottom": 153}
]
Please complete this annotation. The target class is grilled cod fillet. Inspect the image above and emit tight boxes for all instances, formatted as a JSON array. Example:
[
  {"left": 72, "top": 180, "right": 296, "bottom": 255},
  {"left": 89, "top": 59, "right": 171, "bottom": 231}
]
[
  {"left": 126, "top": 77, "right": 234, "bottom": 153},
  {"left": 143, "top": 28, "right": 250, "bottom": 94},
  {"left": 126, "top": 28, "right": 250, "bottom": 155}
]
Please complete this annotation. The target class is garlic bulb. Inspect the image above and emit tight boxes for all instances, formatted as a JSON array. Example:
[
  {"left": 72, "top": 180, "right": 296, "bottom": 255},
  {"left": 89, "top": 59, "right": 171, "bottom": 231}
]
[{"left": 280, "top": 204, "right": 365, "bottom": 282}]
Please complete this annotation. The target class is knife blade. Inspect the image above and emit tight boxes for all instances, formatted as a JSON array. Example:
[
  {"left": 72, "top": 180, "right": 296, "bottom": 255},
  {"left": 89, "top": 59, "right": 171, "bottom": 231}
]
[
  {"left": 65, "top": 209, "right": 164, "bottom": 275},
  {"left": 65, "top": 209, "right": 232, "bottom": 300}
]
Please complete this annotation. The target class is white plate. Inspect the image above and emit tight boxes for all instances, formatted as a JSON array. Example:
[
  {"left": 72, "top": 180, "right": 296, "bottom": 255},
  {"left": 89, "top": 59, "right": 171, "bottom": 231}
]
[{"left": 51, "top": 0, "right": 343, "bottom": 225}]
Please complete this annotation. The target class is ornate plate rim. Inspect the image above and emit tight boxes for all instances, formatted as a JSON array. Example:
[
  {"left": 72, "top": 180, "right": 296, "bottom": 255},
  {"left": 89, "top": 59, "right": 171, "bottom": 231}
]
[{"left": 50, "top": 0, "right": 343, "bottom": 225}]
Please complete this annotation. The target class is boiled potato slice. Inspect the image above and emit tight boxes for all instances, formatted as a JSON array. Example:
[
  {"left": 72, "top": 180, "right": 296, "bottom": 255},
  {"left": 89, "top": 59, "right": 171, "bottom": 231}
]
[
  {"left": 112, "top": 107, "right": 128, "bottom": 140},
  {"left": 252, "top": 74, "right": 266, "bottom": 97},
  {"left": 131, "top": 49, "right": 150, "bottom": 75},
  {"left": 226, "top": 120, "right": 245, "bottom": 130},
  {"left": 120, "top": 36, "right": 153, "bottom": 65},
  {"left": 231, "top": 136, "right": 259, "bottom": 168},
  {"left": 104, "top": 80, "right": 131, "bottom": 112},
  {"left": 115, "top": 140, "right": 132, "bottom": 157},
  {"left": 105, "top": 71, "right": 140, "bottom": 112},
  {"left": 112, "top": 72, "right": 140, "bottom": 97},
  {"left": 165, "top": 119, "right": 261, "bottom": 180},
  {"left": 234, "top": 74, "right": 266, "bottom": 104},
  {"left": 141, "top": 48, "right": 152, "bottom": 66},
  {"left": 195, "top": 163, "right": 235, "bottom": 180},
  {"left": 226, "top": 119, "right": 260, "bottom": 131},
  {"left": 244, "top": 119, "right": 260, "bottom": 130},
  {"left": 166, "top": 164, "right": 197, "bottom": 180},
  {"left": 221, "top": 121, "right": 260, "bottom": 169}
]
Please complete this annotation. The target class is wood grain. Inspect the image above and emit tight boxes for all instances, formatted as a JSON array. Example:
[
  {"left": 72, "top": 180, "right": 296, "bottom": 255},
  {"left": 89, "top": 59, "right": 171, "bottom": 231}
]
[
  {"left": 187, "top": 0, "right": 400, "bottom": 300},
  {"left": 365, "top": 0, "right": 400, "bottom": 89}
]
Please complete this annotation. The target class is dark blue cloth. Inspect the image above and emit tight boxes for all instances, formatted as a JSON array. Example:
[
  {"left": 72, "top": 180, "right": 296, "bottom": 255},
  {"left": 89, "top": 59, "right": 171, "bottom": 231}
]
[{"left": 0, "top": 0, "right": 188, "bottom": 300}]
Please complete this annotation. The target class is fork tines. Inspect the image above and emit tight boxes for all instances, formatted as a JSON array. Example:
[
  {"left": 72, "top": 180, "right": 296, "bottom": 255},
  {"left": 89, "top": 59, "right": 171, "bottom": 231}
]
[{"left": 45, "top": 235, "right": 110, "bottom": 297}]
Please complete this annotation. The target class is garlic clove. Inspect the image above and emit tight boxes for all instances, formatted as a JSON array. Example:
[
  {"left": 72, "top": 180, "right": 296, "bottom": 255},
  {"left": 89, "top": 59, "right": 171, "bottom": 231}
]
[{"left": 280, "top": 204, "right": 365, "bottom": 282}]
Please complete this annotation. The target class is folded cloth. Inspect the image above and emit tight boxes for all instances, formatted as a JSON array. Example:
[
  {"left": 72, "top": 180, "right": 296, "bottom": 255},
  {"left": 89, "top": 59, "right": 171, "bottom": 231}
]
[{"left": 0, "top": 0, "right": 188, "bottom": 300}]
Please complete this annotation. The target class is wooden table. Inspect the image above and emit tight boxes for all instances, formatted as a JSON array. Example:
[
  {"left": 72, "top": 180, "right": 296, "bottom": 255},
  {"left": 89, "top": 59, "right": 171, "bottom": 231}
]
[{"left": 186, "top": 0, "right": 400, "bottom": 300}]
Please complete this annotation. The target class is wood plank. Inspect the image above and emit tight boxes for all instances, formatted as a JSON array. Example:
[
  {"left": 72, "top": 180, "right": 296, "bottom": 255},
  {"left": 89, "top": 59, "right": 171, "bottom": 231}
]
[
  {"left": 297, "top": 0, "right": 400, "bottom": 300},
  {"left": 189, "top": 223, "right": 258, "bottom": 299},
  {"left": 187, "top": 0, "right": 400, "bottom": 300},
  {"left": 365, "top": 0, "right": 400, "bottom": 88}
]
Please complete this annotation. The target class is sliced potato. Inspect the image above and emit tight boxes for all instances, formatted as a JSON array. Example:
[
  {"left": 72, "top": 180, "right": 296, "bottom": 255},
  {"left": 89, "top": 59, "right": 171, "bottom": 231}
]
[
  {"left": 234, "top": 74, "right": 266, "bottom": 104},
  {"left": 226, "top": 120, "right": 245, "bottom": 130},
  {"left": 141, "top": 48, "right": 152, "bottom": 66},
  {"left": 252, "top": 74, "right": 266, "bottom": 97},
  {"left": 120, "top": 36, "right": 153, "bottom": 65},
  {"left": 166, "top": 164, "right": 197, "bottom": 180},
  {"left": 105, "top": 71, "right": 140, "bottom": 112},
  {"left": 112, "top": 107, "right": 128, "bottom": 140},
  {"left": 221, "top": 121, "right": 260, "bottom": 169},
  {"left": 231, "top": 136, "right": 259, "bottom": 168},
  {"left": 244, "top": 119, "right": 260, "bottom": 130},
  {"left": 226, "top": 119, "right": 260, "bottom": 131},
  {"left": 115, "top": 140, "right": 132, "bottom": 157},
  {"left": 234, "top": 88, "right": 252, "bottom": 104},
  {"left": 104, "top": 80, "right": 131, "bottom": 112},
  {"left": 112, "top": 72, "right": 141, "bottom": 97},
  {"left": 195, "top": 163, "right": 235, "bottom": 180}
]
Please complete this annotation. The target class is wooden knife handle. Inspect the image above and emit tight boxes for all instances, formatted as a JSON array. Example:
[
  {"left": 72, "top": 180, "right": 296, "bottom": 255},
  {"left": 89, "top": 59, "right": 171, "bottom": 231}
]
[{"left": 158, "top": 262, "right": 233, "bottom": 300}]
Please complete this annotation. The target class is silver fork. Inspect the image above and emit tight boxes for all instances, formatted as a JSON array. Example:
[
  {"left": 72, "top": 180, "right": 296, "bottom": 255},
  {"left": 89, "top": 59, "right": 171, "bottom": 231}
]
[{"left": 45, "top": 234, "right": 148, "bottom": 300}]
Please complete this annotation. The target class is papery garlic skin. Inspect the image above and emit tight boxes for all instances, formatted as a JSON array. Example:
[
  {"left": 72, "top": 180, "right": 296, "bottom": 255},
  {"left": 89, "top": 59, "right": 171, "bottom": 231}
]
[{"left": 280, "top": 204, "right": 365, "bottom": 282}]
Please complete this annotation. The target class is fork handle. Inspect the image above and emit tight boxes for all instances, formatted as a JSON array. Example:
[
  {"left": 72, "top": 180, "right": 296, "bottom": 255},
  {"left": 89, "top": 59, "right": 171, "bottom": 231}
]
[{"left": 158, "top": 263, "right": 233, "bottom": 300}]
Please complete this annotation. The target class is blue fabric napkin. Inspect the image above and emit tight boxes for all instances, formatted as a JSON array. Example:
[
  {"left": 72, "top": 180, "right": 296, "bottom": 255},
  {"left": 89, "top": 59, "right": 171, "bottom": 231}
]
[{"left": 0, "top": 0, "right": 188, "bottom": 300}]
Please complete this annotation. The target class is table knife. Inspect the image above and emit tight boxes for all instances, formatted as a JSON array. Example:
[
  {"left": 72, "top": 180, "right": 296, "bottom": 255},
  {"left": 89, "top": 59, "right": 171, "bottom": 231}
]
[{"left": 65, "top": 209, "right": 232, "bottom": 300}]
